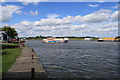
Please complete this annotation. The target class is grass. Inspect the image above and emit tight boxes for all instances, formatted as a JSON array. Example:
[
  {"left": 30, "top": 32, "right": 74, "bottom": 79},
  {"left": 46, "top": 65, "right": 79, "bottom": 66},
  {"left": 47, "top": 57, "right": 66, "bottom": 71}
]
[
  {"left": 0, "top": 48, "right": 22, "bottom": 75},
  {"left": 2, "top": 43, "right": 20, "bottom": 46},
  {"left": 69, "top": 38, "right": 84, "bottom": 40}
]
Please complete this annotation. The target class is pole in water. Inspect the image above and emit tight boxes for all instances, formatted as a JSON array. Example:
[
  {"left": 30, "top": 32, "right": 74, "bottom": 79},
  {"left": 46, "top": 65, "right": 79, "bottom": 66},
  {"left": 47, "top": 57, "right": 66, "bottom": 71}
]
[
  {"left": 31, "top": 68, "right": 35, "bottom": 79},
  {"left": 32, "top": 54, "right": 34, "bottom": 59},
  {"left": 32, "top": 49, "right": 34, "bottom": 52}
]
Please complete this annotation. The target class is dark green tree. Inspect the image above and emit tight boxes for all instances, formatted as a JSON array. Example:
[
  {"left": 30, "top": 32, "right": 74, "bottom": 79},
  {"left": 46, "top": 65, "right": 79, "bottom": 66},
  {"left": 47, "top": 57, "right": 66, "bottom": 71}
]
[{"left": 2, "top": 26, "right": 18, "bottom": 39}]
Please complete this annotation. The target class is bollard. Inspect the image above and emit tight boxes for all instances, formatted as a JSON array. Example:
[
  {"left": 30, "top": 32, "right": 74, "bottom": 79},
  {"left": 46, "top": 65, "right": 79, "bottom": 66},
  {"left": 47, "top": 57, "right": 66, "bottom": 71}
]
[
  {"left": 31, "top": 68, "right": 35, "bottom": 79},
  {"left": 32, "top": 54, "right": 34, "bottom": 59},
  {"left": 32, "top": 49, "right": 34, "bottom": 52}
]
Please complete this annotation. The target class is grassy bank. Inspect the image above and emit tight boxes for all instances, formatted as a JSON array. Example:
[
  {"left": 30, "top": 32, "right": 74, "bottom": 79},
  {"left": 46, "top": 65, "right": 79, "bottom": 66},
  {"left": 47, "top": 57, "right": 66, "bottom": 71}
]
[
  {"left": 2, "top": 43, "right": 20, "bottom": 46},
  {"left": 0, "top": 43, "right": 22, "bottom": 75},
  {"left": 68, "top": 38, "right": 84, "bottom": 40}
]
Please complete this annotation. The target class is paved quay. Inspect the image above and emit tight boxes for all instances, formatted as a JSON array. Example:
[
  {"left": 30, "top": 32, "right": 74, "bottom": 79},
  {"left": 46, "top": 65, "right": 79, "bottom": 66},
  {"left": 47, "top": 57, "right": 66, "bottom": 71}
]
[{"left": 2, "top": 46, "right": 48, "bottom": 79}]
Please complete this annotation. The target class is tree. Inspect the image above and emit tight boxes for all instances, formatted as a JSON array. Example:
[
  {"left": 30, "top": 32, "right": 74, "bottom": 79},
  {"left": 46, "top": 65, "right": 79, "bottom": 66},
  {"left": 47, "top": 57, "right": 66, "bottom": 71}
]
[{"left": 2, "top": 26, "right": 18, "bottom": 39}]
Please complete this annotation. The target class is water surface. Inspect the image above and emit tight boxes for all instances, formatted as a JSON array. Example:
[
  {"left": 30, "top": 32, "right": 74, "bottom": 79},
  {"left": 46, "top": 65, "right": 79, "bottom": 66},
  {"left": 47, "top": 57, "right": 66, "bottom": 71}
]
[{"left": 26, "top": 40, "right": 119, "bottom": 79}]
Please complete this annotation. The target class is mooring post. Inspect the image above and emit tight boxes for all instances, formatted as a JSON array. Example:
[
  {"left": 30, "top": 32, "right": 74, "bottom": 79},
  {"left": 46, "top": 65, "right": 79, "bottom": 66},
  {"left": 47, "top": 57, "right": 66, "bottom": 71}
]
[
  {"left": 31, "top": 68, "right": 35, "bottom": 79},
  {"left": 32, "top": 54, "right": 34, "bottom": 59},
  {"left": 32, "top": 49, "right": 34, "bottom": 52}
]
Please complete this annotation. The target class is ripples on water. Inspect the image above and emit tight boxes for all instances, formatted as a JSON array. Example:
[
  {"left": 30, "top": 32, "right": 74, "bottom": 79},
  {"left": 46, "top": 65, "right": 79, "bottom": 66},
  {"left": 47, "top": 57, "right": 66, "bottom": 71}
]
[{"left": 26, "top": 40, "right": 119, "bottom": 79}]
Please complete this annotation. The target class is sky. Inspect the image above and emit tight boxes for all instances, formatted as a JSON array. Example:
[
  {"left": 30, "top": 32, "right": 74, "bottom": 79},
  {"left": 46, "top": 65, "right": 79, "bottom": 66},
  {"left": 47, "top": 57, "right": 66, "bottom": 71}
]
[{"left": 0, "top": 1, "right": 119, "bottom": 37}]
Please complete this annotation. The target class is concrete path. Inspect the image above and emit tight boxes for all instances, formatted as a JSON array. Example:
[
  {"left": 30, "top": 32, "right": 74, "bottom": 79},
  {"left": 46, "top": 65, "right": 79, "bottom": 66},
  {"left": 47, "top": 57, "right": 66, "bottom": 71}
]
[{"left": 3, "top": 46, "right": 47, "bottom": 79}]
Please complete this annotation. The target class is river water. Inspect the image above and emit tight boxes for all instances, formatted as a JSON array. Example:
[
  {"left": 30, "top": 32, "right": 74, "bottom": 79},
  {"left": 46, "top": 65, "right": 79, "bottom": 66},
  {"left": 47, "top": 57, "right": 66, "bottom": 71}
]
[{"left": 25, "top": 40, "right": 119, "bottom": 79}]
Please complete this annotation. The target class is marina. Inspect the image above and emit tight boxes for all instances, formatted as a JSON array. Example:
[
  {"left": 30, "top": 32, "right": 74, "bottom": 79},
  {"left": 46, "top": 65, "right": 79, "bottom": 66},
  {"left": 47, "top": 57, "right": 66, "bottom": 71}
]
[{"left": 1, "top": 1, "right": 119, "bottom": 80}]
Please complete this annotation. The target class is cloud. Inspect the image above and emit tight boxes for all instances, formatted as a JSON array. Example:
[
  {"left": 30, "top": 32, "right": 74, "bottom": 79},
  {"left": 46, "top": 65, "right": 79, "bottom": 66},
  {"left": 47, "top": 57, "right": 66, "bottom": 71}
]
[
  {"left": 1, "top": 0, "right": 6, "bottom": 2},
  {"left": 96, "top": 9, "right": 112, "bottom": 13},
  {"left": 19, "top": 0, "right": 48, "bottom": 5},
  {"left": 30, "top": 10, "right": 39, "bottom": 15},
  {"left": 97, "top": 27, "right": 117, "bottom": 31},
  {"left": 75, "top": 9, "right": 111, "bottom": 23},
  {"left": 2, "top": 8, "right": 117, "bottom": 37},
  {"left": 11, "top": 17, "right": 118, "bottom": 37},
  {"left": 12, "top": 20, "right": 89, "bottom": 37},
  {"left": 1, "top": 0, "right": 119, "bottom": 2},
  {"left": 33, "top": 18, "right": 71, "bottom": 26},
  {"left": 47, "top": 14, "right": 60, "bottom": 19},
  {"left": 98, "top": 1, "right": 105, "bottom": 3},
  {"left": 111, "top": 11, "right": 119, "bottom": 21},
  {"left": 21, "top": 10, "right": 39, "bottom": 15},
  {"left": 11, "top": 20, "right": 118, "bottom": 37},
  {"left": 0, "top": 5, "right": 22, "bottom": 22},
  {"left": 111, "top": 5, "right": 118, "bottom": 9},
  {"left": 88, "top": 4, "right": 99, "bottom": 7},
  {"left": 15, "top": 10, "right": 22, "bottom": 14},
  {"left": 83, "top": 13, "right": 110, "bottom": 23}
]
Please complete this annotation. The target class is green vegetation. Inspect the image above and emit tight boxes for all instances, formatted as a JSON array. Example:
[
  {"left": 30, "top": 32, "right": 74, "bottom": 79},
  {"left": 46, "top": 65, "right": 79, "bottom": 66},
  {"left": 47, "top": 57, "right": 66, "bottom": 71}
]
[
  {"left": 26, "top": 36, "right": 99, "bottom": 41},
  {"left": 68, "top": 37, "right": 84, "bottom": 40},
  {"left": 26, "top": 36, "right": 45, "bottom": 40},
  {"left": 2, "top": 26, "right": 18, "bottom": 39},
  {"left": 0, "top": 43, "right": 22, "bottom": 75},
  {"left": 1, "top": 48, "right": 21, "bottom": 75},
  {"left": 2, "top": 43, "right": 20, "bottom": 46}
]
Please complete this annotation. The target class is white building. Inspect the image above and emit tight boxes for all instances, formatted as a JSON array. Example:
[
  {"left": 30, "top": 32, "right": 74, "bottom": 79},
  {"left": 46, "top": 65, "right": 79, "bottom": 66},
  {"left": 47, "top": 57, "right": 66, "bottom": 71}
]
[
  {"left": 0, "top": 31, "right": 8, "bottom": 42},
  {"left": 84, "top": 38, "right": 93, "bottom": 41}
]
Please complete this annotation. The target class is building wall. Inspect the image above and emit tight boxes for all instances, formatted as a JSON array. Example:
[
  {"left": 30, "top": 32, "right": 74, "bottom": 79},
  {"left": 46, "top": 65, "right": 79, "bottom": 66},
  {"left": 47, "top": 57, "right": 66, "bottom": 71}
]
[
  {"left": 84, "top": 38, "right": 93, "bottom": 40},
  {"left": 0, "top": 31, "right": 8, "bottom": 42}
]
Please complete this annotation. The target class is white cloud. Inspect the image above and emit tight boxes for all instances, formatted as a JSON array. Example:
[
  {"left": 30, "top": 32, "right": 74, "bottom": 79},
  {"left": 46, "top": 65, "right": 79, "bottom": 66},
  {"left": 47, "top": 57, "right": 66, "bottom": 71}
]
[
  {"left": 30, "top": 10, "right": 39, "bottom": 15},
  {"left": 111, "top": 11, "right": 119, "bottom": 21},
  {"left": 15, "top": 10, "right": 22, "bottom": 14},
  {"left": 75, "top": 9, "right": 112, "bottom": 23},
  {"left": 11, "top": 18, "right": 118, "bottom": 37},
  {"left": 105, "top": 22, "right": 118, "bottom": 28},
  {"left": 95, "top": 22, "right": 118, "bottom": 32},
  {"left": 83, "top": 13, "right": 110, "bottom": 23},
  {"left": 112, "top": 5, "right": 118, "bottom": 9},
  {"left": 19, "top": 0, "right": 48, "bottom": 5},
  {"left": 47, "top": 14, "right": 60, "bottom": 19},
  {"left": 98, "top": 1, "right": 105, "bottom": 3},
  {"left": 97, "top": 27, "right": 117, "bottom": 31},
  {"left": 22, "top": 10, "right": 39, "bottom": 15},
  {"left": 96, "top": 9, "right": 112, "bottom": 13},
  {"left": 88, "top": 4, "right": 99, "bottom": 7},
  {"left": 2, "top": 24, "right": 9, "bottom": 26},
  {"left": 63, "top": 16, "right": 76, "bottom": 23},
  {"left": 1, "top": 0, "right": 119, "bottom": 2},
  {"left": 1, "top": 0, "right": 6, "bottom": 2},
  {"left": 2, "top": 8, "right": 117, "bottom": 37},
  {"left": 0, "top": 5, "right": 22, "bottom": 22}
]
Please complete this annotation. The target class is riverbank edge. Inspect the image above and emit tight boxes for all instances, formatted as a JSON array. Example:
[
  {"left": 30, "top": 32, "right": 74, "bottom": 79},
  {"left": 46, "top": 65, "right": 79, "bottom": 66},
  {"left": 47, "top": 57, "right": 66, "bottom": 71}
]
[{"left": 2, "top": 45, "right": 48, "bottom": 79}]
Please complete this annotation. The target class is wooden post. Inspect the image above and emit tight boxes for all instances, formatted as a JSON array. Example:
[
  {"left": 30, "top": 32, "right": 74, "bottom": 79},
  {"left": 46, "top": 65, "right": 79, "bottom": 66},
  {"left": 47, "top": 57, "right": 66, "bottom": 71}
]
[
  {"left": 32, "top": 54, "right": 34, "bottom": 59},
  {"left": 32, "top": 49, "right": 34, "bottom": 52},
  {"left": 31, "top": 68, "right": 35, "bottom": 79}
]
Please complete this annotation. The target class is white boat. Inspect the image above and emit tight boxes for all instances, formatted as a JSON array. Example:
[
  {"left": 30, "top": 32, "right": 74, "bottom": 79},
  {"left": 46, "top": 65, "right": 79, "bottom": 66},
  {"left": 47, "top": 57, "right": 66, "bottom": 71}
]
[{"left": 42, "top": 37, "right": 69, "bottom": 43}]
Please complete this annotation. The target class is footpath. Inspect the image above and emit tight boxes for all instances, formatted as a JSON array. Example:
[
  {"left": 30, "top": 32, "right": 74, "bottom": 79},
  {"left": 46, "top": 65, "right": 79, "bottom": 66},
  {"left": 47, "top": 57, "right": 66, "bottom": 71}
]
[{"left": 2, "top": 46, "right": 47, "bottom": 79}]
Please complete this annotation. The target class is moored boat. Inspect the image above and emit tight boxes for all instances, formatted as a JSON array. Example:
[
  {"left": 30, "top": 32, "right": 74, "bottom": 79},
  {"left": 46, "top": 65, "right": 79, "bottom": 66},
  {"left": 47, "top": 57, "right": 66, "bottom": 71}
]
[{"left": 42, "top": 37, "right": 69, "bottom": 43}]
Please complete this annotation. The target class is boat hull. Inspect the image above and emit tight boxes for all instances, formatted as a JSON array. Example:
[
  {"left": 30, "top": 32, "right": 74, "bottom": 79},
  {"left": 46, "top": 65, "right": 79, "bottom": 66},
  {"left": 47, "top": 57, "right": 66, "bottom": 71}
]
[
  {"left": 42, "top": 38, "right": 69, "bottom": 43},
  {"left": 44, "top": 40, "right": 68, "bottom": 43}
]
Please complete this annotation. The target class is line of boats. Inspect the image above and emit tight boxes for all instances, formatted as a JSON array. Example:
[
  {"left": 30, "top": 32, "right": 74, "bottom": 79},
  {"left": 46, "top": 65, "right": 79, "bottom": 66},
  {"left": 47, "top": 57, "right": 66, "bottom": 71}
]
[{"left": 42, "top": 37, "right": 120, "bottom": 43}]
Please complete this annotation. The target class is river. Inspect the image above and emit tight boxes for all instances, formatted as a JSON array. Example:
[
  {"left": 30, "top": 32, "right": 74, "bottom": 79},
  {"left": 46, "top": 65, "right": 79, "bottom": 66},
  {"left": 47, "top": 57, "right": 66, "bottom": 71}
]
[{"left": 25, "top": 40, "right": 119, "bottom": 79}]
